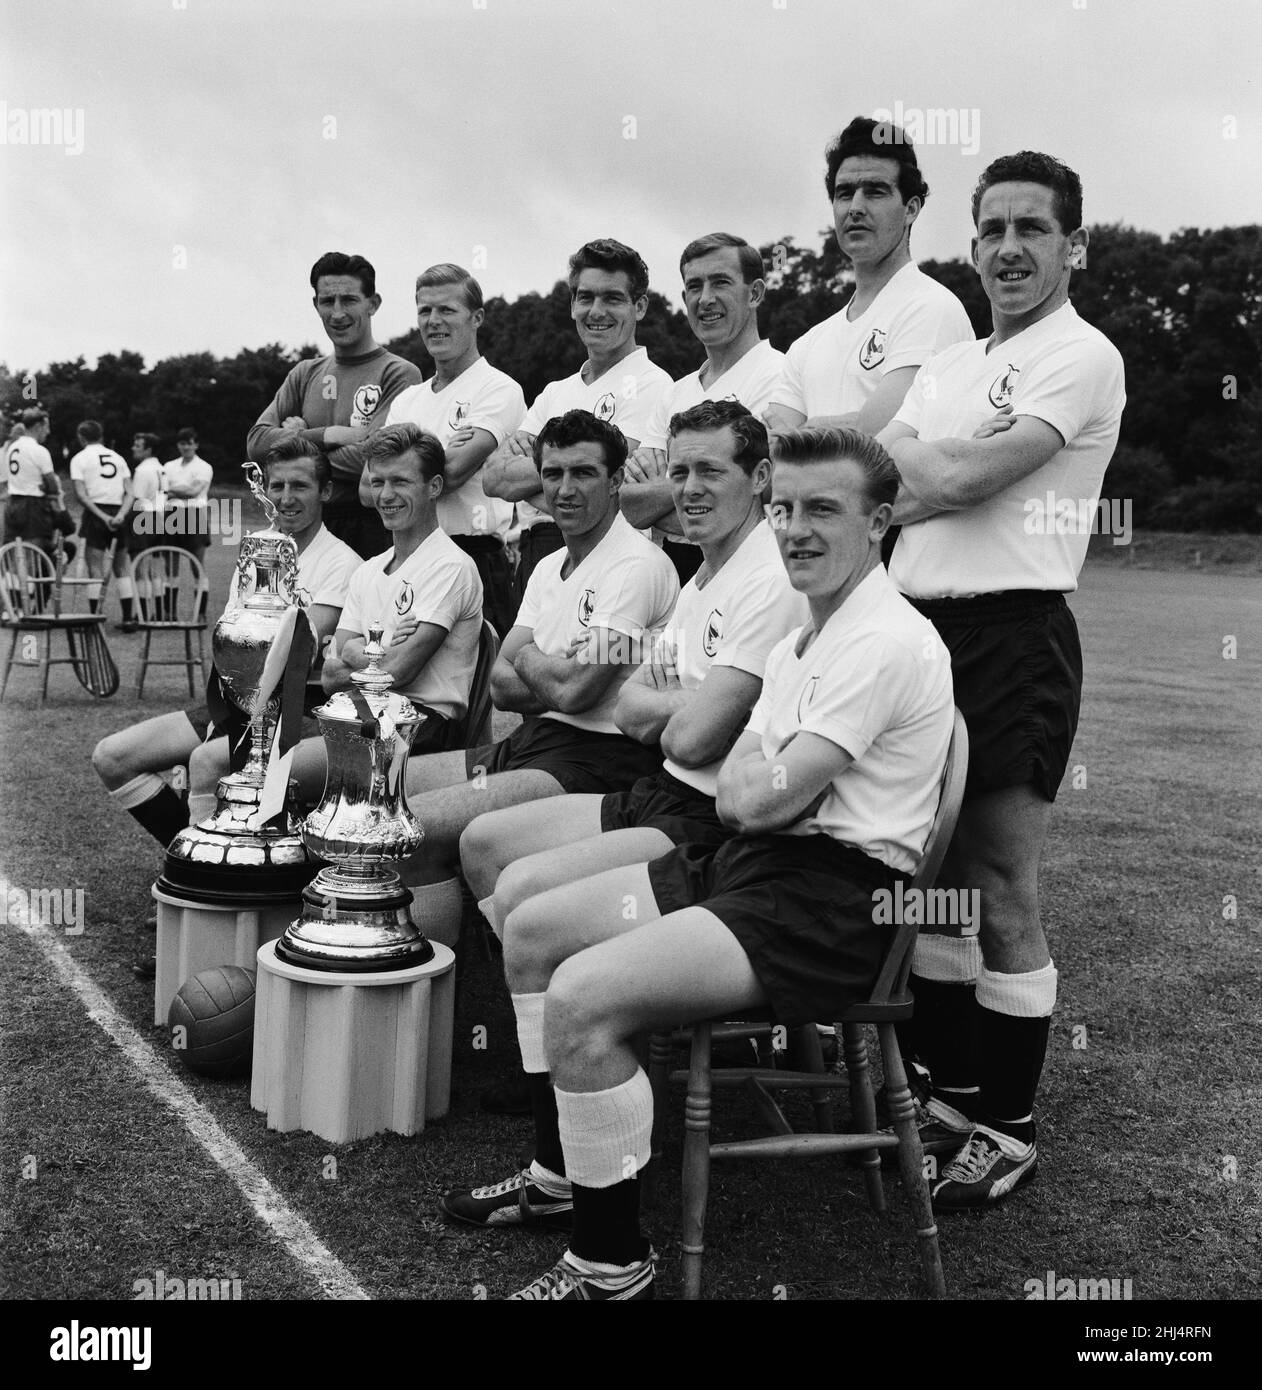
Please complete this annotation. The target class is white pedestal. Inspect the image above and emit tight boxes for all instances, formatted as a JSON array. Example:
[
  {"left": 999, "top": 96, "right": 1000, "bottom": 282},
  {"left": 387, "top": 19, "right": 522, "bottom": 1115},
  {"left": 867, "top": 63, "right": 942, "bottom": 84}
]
[
  {"left": 250, "top": 940, "right": 455, "bottom": 1143},
  {"left": 152, "top": 883, "right": 296, "bottom": 1026}
]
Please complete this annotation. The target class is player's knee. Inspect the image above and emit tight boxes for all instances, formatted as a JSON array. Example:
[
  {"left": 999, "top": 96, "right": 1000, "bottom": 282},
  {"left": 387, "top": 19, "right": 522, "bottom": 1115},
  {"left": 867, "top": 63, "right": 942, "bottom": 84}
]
[
  {"left": 458, "top": 813, "right": 498, "bottom": 886},
  {"left": 501, "top": 901, "right": 555, "bottom": 991},
  {"left": 494, "top": 856, "right": 548, "bottom": 925},
  {"left": 545, "top": 961, "right": 617, "bottom": 1064},
  {"left": 91, "top": 732, "right": 131, "bottom": 788}
]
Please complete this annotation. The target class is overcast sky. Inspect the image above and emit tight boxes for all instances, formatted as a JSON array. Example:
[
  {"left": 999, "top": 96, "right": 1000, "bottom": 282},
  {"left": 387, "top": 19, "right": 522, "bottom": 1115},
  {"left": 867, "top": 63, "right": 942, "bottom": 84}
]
[{"left": 2, "top": 0, "right": 1258, "bottom": 373}]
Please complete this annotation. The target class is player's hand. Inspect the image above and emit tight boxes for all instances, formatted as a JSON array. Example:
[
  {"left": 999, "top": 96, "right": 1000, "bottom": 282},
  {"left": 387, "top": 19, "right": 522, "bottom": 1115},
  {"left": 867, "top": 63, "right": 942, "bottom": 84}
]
[
  {"left": 564, "top": 632, "right": 596, "bottom": 664},
  {"left": 282, "top": 416, "right": 308, "bottom": 430},
  {"left": 503, "top": 432, "right": 533, "bottom": 458},
  {"left": 389, "top": 618, "right": 419, "bottom": 647},
  {"left": 321, "top": 651, "right": 350, "bottom": 691},
  {"left": 448, "top": 427, "right": 476, "bottom": 448},
  {"left": 624, "top": 447, "right": 667, "bottom": 485},
  {"left": 972, "top": 405, "right": 1014, "bottom": 438},
  {"left": 107, "top": 513, "right": 127, "bottom": 531}
]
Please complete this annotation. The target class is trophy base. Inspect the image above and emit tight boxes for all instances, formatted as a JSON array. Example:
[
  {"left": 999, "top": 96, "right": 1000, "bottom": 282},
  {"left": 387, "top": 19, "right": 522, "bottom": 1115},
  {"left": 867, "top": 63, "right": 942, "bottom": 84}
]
[
  {"left": 160, "top": 776, "right": 320, "bottom": 906},
  {"left": 275, "top": 865, "right": 434, "bottom": 972}
]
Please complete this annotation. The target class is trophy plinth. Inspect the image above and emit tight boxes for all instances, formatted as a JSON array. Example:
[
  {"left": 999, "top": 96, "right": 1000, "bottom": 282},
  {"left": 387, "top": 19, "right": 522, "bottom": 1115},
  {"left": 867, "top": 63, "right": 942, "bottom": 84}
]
[
  {"left": 277, "top": 628, "right": 434, "bottom": 971},
  {"left": 161, "top": 466, "right": 318, "bottom": 905}
]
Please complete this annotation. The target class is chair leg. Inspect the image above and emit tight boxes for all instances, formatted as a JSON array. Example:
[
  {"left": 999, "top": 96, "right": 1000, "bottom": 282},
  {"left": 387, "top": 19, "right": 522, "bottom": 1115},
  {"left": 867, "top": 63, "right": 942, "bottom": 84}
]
[
  {"left": 680, "top": 1022, "right": 713, "bottom": 1301},
  {"left": 0, "top": 626, "right": 18, "bottom": 699},
  {"left": 843, "top": 1022, "right": 886, "bottom": 1215},
  {"left": 184, "top": 628, "right": 195, "bottom": 698},
  {"left": 789, "top": 1025, "right": 834, "bottom": 1132},
  {"left": 879, "top": 1023, "right": 946, "bottom": 1298},
  {"left": 138, "top": 629, "right": 151, "bottom": 697},
  {"left": 40, "top": 630, "right": 52, "bottom": 701},
  {"left": 644, "top": 1030, "right": 674, "bottom": 1208}
]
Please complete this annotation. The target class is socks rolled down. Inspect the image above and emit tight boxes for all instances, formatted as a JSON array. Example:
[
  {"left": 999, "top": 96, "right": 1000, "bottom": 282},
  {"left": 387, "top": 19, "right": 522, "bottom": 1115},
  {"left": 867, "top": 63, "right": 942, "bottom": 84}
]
[
  {"left": 110, "top": 774, "right": 189, "bottom": 847},
  {"left": 974, "top": 961, "right": 1057, "bottom": 1146},
  {"left": 556, "top": 1069, "right": 653, "bottom": 1268},
  {"left": 407, "top": 876, "right": 464, "bottom": 950},
  {"left": 901, "top": 933, "right": 982, "bottom": 1105},
  {"left": 186, "top": 792, "right": 217, "bottom": 826}
]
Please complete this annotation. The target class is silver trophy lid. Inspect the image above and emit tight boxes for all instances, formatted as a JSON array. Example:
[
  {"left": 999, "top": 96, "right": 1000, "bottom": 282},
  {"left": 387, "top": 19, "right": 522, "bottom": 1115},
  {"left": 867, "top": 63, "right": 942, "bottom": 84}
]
[{"left": 319, "top": 625, "right": 421, "bottom": 729}]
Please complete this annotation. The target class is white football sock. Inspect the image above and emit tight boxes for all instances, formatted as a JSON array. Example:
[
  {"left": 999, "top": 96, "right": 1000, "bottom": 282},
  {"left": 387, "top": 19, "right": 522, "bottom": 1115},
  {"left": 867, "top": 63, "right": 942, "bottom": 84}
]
[
  {"left": 109, "top": 773, "right": 166, "bottom": 808},
  {"left": 511, "top": 991, "right": 548, "bottom": 1074},
  {"left": 913, "top": 933, "right": 982, "bottom": 983},
  {"left": 187, "top": 792, "right": 217, "bottom": 825},
  {"left": 555, "top": 1069, "right": 653, "bottom": 1190},
  {"left": 976, "top": 962, "right": 1057, "bottom": 1018}
]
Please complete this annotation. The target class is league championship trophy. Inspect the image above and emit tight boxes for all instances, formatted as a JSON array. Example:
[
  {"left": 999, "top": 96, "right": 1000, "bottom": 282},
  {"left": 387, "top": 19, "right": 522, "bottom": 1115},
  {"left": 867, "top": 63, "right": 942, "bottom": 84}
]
[
  {"left": 159, "top": 464, "right": 317, "bottom": 903},
  {"left": 275, "top": 626, "right": 434, "bottom": 971}
]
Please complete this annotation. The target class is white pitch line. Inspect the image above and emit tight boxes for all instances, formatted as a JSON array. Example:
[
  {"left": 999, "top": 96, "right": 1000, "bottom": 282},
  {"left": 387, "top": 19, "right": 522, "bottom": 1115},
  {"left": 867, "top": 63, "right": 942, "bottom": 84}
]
[{"left": 15, "top": 917, "right": 369, "bottom": 1301}]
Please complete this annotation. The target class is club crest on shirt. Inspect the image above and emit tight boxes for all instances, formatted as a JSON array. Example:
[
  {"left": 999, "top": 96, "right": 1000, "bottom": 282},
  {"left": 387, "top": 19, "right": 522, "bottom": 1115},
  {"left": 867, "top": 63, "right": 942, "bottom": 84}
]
[
  {"left": 350, "top": 383, "right": 382, "bottom": 426},
  {"left": 797, "top": 673, "right": 821, "bottom": 723},
  {"left": 858, "top": 328, "right": 887, "bottom": 371},
  {"left": 989, "top": 363, "right": 1020, "bottom": 408},
  {"left": 449, "top": 400, "right": 470, "bottom": 430},
  {"left": 594, "top": 392, "right": 616, "bottom": 422},
  {"left": 703, "top": 609, "right": 723, "bottom": 658},
  {"left": 395, "top": 580, "right": 414, "bottom": 616},
  {"left": 578, "top": 588, "right": 596, "bottom": 626}
]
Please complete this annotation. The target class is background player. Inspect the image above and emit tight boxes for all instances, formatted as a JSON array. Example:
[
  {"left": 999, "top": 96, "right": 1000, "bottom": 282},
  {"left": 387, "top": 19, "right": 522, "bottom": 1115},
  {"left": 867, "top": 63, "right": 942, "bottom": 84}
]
[
  {"left": 878, "top": 151, "right": 1126, "bottom": 1209},
  {"left": 68, "top": 420, "right": 135, "bottom": 619},
  {"left": 3, "top": 408, "right": 61, "bottom": 550}
]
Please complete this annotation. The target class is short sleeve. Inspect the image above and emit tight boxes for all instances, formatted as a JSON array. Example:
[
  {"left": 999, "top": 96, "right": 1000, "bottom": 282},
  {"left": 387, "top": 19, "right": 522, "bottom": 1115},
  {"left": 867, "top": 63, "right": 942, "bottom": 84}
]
[
  {"left": 768, "top": 335, "right": 808, "bottom": 415},
  {"left": 465, "top": 373, "right": 527, "bottom": 446},
  {"left": 588, "top": 549, "right": 679, "bottom": 638},
  {"left": 1009, "top": 336, "right": 1125, "bottom": 447},
  {"left": 522, "top": 381, "right": 560, "bottom": 436},
  {"left": 411, "top": 555, "right": 481, "bottom": 634},
  {"left": 881, "top": 289, "right": 974, "bottom": 373},
  {"left": 613, "top": 369, "right": 673, "bottom": 447},
  {"left": 712, "top": 573, "right": 804, "bottom": 679},
  {"left": 796, "top": 631, "right": 915, "bottom": 762}
]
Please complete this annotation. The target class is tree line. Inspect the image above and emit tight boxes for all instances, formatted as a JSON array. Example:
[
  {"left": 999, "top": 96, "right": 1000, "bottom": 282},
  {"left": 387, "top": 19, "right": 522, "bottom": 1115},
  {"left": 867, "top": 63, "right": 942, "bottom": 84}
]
[{"left": 4, "top": 223, "right": 1259, "bottom": 531}]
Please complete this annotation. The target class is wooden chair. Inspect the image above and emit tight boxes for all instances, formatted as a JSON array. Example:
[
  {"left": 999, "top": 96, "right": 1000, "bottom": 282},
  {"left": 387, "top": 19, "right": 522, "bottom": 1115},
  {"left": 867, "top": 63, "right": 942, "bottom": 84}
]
[
  {"left": 652, "top": 708, "right": 969, "bottom": 1300},
  {"left": 462, "top": 619, "right": 500, "bottom": 747},
  {"left": 131, "top": 545, "right": 208, "bottom": 699},
  {"left": 0, "top": 540, "right": 120, "bottom": 700}
]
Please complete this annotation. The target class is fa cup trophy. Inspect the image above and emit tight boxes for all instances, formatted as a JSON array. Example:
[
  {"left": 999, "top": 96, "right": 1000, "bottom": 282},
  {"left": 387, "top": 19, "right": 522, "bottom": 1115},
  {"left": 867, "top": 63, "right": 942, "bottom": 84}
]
[
  {"left": 276, "top": 626, "right": 434, "bottom": 971},
  {"left": 160, "top": 463, "right": 318, "bottom": 903}
]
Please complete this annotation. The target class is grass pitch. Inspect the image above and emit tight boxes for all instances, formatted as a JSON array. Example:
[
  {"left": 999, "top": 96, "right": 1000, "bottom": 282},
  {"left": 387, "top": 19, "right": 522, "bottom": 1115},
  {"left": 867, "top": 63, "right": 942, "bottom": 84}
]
[{"left": 1, "top": 517, "right": 1259, "bottom": 1302}]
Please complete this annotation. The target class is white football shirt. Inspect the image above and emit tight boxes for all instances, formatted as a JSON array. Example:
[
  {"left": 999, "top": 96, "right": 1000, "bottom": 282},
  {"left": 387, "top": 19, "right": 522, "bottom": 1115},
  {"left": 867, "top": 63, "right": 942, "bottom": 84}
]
[
  {"left": 746, "top": 566, "right": 954, "bottom": 875},
  {"left": 889, "top": 303, "right": 1127, "bottom": 597},
  {"left": 515, "top": 513, "right": 679, "bottom": 734},
  {"left": 638, "top": 340, "right": 786, "bottom": 452},
  {"left": 70, "top": 446, "right": 131, "bottom": 506},
  {"left": 771, "top": 263, "right": 973, "bottom": 419},
  {"left": 658, "top": 520, "right": 808, "bottom": 796},
  {"left": 5, "top": 437, "right": 55, "bottom": 497},
  {"left": 385, "top": 357, "right": 526, "bottom": 540},
  {"left": 338, "top": 528, "right": 484, "bottom": 720}
]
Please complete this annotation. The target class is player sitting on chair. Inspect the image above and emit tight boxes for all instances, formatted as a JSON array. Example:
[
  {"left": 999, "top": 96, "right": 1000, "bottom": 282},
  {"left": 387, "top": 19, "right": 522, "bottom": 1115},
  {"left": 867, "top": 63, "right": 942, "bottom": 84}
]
[
  {"left": 439, "top": 426, "right": 954, "bottom": 1300},
  {"left": 393, "top": 408, "right": 679, "bottom": 952},
  {"left": 459, "top": 399, "right": 806, "bottom": 931},
  {"left": 283, "top": 423, "right": 485, "bottom": 815},
  {"left": 92, "top": 434, "right": 359, "bottom": 849}
]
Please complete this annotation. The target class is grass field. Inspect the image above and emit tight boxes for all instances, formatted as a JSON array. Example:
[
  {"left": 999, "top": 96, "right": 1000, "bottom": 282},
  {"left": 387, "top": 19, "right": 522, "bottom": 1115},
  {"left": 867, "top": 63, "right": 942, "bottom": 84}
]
[{"left": 1, "top": 513, "right": 1259, "bottom": 1303}]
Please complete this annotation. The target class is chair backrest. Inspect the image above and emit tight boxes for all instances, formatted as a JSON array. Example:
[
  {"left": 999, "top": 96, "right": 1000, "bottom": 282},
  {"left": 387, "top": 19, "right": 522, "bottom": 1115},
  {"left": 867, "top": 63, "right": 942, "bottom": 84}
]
[
  {"left": 463, "top": 619, "right": 500, "bottom": 746},
  {"left": 865, "top": 707, "right": 970, "bottom": 1007},
  {"left": 0, "top": 541, "right": 58, "bottom": 620},
  {"left": 132, "top": 545, "right": 208, "bottom": 625}
]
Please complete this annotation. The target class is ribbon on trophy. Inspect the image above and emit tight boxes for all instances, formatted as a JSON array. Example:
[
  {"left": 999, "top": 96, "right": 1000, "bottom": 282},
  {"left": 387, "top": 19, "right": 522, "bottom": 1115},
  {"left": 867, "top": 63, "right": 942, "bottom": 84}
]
[{"left": 246, "top": 606, "right": 317, "bottom": 830}]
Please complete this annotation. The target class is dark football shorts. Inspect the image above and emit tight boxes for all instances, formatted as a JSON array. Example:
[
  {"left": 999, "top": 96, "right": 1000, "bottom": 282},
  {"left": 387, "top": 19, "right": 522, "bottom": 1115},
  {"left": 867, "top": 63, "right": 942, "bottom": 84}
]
[
  {"left": 600, "top": 768, "right": 729, "bottom": 848},
  {"left": 910, "top": 590, "right": 1082, "bottom": 802},
  {"left": 81, "top": 504, "right": 123, "bottom": 550},
  {"left": 648, "top": 832, "right": 909, "bottom": 1027},
  {"left": 465, "top": 715, "right": 662, "bottom": 796}
]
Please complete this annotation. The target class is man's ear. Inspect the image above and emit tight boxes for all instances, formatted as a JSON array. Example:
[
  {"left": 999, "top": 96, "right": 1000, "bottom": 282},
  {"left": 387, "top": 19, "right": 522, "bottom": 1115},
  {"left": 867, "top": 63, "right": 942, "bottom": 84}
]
[
  {"left": 870, "top": 501, "right": 894, "bottom": 540},
  {"left": 1066, "top": 227, "right": 1089, "bottom": 270},
  {"left": 367, "top": 293, "right": 382, "bottom": 317},
  {"left": 633, "top": 296, "right": 648, "bottom": 323},
  {"left": 748, "top": 278, "right": 767, "bottom": 308},
  {"left": 473, "top": 307, "right": 485, "bottom": 331},
  {"left": 970, "top": 236, "right": 981, "bottom": 274},
  {"left": 751, "top": 456, "right": 772, "bottom": 495}
]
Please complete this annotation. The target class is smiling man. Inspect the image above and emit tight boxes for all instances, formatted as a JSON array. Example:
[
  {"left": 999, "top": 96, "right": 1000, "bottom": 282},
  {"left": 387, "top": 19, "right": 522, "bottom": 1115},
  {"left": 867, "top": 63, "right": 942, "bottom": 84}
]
[
  {"left": 878, "top": 152, "right": 1126, "bottom": 1210},
  {"left": 765, "top": 117, "right": 972, "bottom": 438},
  {"left": 395, "top": 409, "right": 678, "bottom": 952},
  {"left": 247, "top": 252, "right": 423, "bottom": 558},
  {"left": 452, "top": 427, "right": 952, "bottom": 1299},
  {"left": 620, "top": 233, "right": 785, "bottom": 582},
  {"left": 482, "top": 240, "right": 673, "bottom": 594},
  {"left": 381, "top": 264, "right": 526, "bottom": 637}
]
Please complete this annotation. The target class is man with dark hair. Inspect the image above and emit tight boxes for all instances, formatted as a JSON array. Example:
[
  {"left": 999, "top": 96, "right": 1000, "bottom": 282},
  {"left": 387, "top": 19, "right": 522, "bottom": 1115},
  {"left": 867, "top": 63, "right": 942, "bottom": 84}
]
[
  {"left": 3, "top": 408, "right": 60, "bottom": 548},
  {"left": 124, "top": 433, "right": 165, "bottom": 591},
  {"left": 394, "top": 408, "right": 679, "bottom": 952},
  {"left": 247, "top": 251, "right": 423, "bottom": 558},
  {"left": 382, "top": 263, "right": 526, "bottom": 638},
  {"left": 483, "top": 240, "right": 672, "bottom": 595},
  {"left": 877, "top": 150, "right": 1125, "bottom": 1209},
  {"left": 622, "top": 232, "right": 785, "bottom": 582},
  {"left": 160, "top": 427, "right": 214, "bottom": 567},
  {"left": 765, "top": 116, "right": 972, "bottom": 437},
  {"left": 93, "top": 435, "right": 359, "bottom": 863},
  {"left": 69, "top": 420, "right": 135, "bottom": 617},
  {"left": 444, "top": 426, "right": 952, "bottom": 1298}
]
